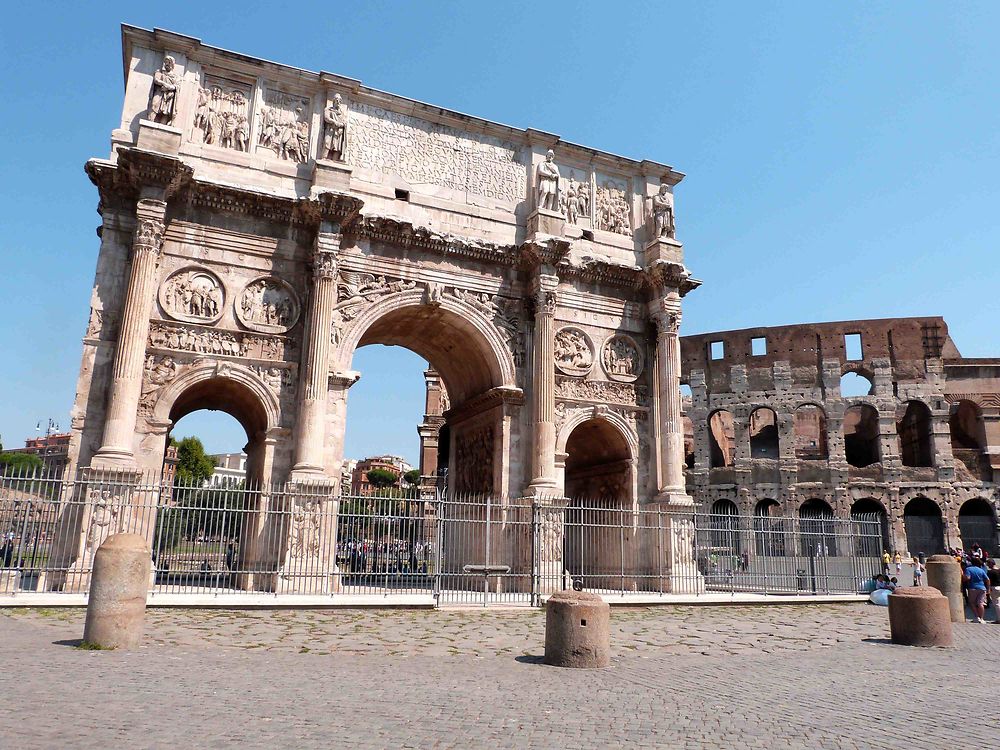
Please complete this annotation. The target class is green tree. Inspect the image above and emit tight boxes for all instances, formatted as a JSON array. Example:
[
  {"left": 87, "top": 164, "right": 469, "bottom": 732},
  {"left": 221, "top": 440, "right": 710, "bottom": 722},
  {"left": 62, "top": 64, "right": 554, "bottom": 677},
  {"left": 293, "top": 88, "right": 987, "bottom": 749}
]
[
  {"left": 366, "top": 468, "right": 398, "bottom": 489},
  {"left": 173, "top": 436, "right": 216, "bottom": 487},
  {"left": 0, "top": 451, "right": 43, "bottom": 473},
  {"left": 403, "top": 469, "right": 421, "bottom": 487}
]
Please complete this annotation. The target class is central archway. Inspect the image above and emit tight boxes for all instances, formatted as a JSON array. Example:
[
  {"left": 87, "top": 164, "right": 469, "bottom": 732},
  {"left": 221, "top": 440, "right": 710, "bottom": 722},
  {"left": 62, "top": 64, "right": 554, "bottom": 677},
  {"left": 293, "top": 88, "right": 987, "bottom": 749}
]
[
  {"left": 334, "top": 289, "right": 519, "bottom": 497},
  {"left": 903, "top": 497, "right": 944, "bottom": 556}
]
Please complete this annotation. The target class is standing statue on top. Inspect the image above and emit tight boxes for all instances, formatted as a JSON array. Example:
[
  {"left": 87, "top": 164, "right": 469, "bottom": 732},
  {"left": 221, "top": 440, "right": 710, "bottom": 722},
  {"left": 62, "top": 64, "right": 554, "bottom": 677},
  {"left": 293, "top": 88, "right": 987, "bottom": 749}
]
[
  {"left": 323, "top": 94, "right": 349, "bottom": 161},
  {"left": 651, "top": 183, "right": 675, "bottom": 239},
  {"left": 149, "top": 56, "right": 179, "bottom": 125},
  {"left": 536, "top": 149, "right": 561, "bottom": 212}
]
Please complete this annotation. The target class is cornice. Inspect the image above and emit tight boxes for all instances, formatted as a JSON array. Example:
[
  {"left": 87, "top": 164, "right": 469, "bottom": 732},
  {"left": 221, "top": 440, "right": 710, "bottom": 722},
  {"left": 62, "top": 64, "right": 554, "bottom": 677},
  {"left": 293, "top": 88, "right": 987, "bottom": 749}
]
[
  {"left": 354, "top": 215, "right": 519, "bottom": 265},
  {"left": 446, "top": 386, "right": 525, "bottom": 424},
  {"left": 644, "top": 259, "right": 702, "bottom": 297}
]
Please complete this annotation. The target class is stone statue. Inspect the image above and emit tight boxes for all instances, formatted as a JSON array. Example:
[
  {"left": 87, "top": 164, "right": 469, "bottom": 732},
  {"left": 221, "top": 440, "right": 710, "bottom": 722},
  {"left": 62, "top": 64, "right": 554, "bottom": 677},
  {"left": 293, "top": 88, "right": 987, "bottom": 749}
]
[
  {"left": 652, "top": 183, "right": 675, "bottom": 239},
  {"left": 149, "top": 56, "right": 179, "bottom": 125},
  {"left": 536, "top": 149, "right": 560, "bottom": 212},
  {"left": 323, "top": 94, "right": 348, "bottom": 161}
]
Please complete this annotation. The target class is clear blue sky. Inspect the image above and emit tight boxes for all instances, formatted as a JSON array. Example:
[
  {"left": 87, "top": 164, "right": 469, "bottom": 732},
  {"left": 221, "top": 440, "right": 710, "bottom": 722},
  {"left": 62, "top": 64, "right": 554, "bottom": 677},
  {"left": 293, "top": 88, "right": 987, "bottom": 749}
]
[{"left": 2, "top": 2, "right": 998, "bottom": 464}]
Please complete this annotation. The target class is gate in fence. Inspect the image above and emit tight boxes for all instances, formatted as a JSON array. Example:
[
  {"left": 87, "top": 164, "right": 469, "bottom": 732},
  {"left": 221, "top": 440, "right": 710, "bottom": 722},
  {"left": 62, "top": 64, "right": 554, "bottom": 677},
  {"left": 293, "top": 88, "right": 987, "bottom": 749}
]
[{"left": 0, "top": 468, "right": 883, "bottom": 605}]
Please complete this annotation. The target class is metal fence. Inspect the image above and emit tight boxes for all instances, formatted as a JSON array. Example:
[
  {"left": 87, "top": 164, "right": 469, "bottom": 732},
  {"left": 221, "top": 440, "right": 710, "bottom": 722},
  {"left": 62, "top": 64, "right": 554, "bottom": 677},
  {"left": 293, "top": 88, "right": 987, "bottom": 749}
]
[{"left": 0, "top": 466, "right": 882, "bottom": 604}]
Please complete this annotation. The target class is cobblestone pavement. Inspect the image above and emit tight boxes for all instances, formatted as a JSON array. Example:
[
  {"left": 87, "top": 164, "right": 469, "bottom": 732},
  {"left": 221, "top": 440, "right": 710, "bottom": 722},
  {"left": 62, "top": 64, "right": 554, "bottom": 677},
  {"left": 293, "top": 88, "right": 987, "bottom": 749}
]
[{"left": 2, "top": 603, "right": 998, "bottom": 748}]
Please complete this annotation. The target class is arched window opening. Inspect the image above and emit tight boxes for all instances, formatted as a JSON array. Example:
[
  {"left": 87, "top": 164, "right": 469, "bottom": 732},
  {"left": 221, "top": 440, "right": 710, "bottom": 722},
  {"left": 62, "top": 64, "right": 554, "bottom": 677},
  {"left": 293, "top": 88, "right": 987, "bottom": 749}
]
[
  {"left": 753, "top": 499, "right": 785, "bottom": 556},
  {"left": 903, "top": 497, "right": 944, "bottom": 556},
  {"left": 950, "top": 401, "right": 989, "bottom": 481},
  {"left": 799, "top": 498, "right": 837, "bottom": 556},
  {"left": 749, "top": 407, "right": 779, "bottom": 459},
  {"left": 843, "top": 405, "right": 880, "bottom": 468},
  {"left": 793, "top": 404, "right": 828, "bottom": 460},
  {"left": 958, "top": 499, "right": 997, "bottom": 557},
  {"left": 708, "top": 410, "right": 735, "bottom": 468},
  {"left": 682, "top": 415, "right": 695, "bottom": 469},
  {"left": 840, "top": 372, "right": 874, "bottom": 397},
  {"left": 897, "top": 401, "right": 933, "bottom": 468},
  {"left": 850, "top": 498, "right": 889, "bottom": 556}
]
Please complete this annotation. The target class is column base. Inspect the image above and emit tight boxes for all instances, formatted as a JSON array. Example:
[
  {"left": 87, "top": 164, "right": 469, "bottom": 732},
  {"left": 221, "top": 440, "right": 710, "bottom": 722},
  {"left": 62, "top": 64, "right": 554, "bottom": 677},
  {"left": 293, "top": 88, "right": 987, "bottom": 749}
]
[
  {"left": 652, "top": 489, "right": 695, "bottom": 509},
  {"left": 89, "top": 449, "right": 139, "bottom": 471},
  {"left": 523, "top": 480, "right": 562, "bottom": 500}
]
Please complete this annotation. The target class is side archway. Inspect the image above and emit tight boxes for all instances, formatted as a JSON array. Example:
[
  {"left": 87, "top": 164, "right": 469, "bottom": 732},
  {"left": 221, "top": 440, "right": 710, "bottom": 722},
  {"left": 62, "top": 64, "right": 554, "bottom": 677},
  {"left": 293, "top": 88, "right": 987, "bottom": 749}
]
[
  {"left": 903, "top": 497, "right": 944, "bottom": 556},
  {"left": 958, "top": 498, "right": 997, "bottom": 556}
]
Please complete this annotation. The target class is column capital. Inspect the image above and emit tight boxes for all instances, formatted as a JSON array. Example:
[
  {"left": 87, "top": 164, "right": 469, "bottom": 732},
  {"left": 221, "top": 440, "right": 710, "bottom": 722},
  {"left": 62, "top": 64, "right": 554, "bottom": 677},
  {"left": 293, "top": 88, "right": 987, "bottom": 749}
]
[{"left": 132, "top": 199, "right": 167, "bottom": 261}]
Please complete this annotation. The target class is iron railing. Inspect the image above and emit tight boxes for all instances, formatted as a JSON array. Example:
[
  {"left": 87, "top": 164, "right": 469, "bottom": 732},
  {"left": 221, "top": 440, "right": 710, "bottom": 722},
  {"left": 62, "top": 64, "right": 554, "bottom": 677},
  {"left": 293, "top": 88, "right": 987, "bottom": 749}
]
[{"left": 0, "top": 466, "right": 883, "bottom": 604}]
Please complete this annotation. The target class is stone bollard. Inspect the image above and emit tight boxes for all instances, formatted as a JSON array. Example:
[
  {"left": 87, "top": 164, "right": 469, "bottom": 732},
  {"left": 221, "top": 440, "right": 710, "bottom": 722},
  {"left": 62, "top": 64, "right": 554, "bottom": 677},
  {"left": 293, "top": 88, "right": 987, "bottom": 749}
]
[
  {"left": 888, "top": 587, "right": 953, "bottom": 647},
  {"left": 82, "top": 533, "right": 151, "bottom": 650},
  {"left": 925, "top": 554, "right": 964, "bottom": 623},
  {"left": 544, "top": 590, "right": 610, "bottom": 668}
]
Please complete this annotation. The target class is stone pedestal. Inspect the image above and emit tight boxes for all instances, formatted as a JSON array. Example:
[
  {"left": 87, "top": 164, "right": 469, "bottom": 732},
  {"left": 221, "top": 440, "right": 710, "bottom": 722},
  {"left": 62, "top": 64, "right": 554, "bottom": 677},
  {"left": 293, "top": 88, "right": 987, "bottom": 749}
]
[
  {"left": 527, "top": 208, "right": 565, "bottom": 238},
  {"left": 276, "top": 482, "right": 341, "bottom": 594},
  {"left": 926, "top": 554, "right": 964, "bottom": 622},
  {"left": 312, "top": 159, "right": 353, "bottom": 192},
  {"left": 643, "top": 236, "right": 684, "bottom": 266},
  {"left": 888, "top": 587, "right": 953, "bottom": 647},
  {"left": 535, "top": 499, "right": 570, "bottom": 595},
  {"left": 136, "top": 119, "right": 182, "bottom": 155},
  {"left": 544, "top": 590, "right": 610, "bottom": 668},
  {"left": 82, "top": 533, "right": 151, "bottom": 650}
]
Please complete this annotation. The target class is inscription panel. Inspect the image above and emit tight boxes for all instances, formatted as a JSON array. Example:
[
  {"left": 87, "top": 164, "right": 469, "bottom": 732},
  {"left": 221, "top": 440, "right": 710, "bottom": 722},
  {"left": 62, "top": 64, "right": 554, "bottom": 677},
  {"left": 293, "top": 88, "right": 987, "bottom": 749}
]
[{"left": 345, "top": 103, "right": 527, "bottom": 203}]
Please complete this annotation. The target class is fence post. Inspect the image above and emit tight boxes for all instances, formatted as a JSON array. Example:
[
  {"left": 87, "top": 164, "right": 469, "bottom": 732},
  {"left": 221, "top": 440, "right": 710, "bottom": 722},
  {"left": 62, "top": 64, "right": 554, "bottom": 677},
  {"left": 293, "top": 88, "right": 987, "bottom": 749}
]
[
  {"left": 433, "top": 495, "right": 443, "bottom": 607},
  {"left": 531, "top": 500, "right": 539, "bottom": 608}
]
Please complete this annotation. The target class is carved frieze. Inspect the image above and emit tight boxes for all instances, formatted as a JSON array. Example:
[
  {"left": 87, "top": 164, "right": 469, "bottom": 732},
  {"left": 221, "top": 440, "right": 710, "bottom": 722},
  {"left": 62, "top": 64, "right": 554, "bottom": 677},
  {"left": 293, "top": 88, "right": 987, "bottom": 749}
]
[
  {"left": 344, "top": 102, "right": 527, "bottom": 203},
  {"left": 237, "top": 278, "right": 300, "bottom": 333},
  {"left": 554, "top": 327, "right": 594, "bottom": 377},
  {"left": 85, "top": 308, "right": 104, "bottom": 339},
  {"left": 330, "top": 271, "right": 417, "bottom": 344},
  {"left": 555, "top": 376, "right": 648, "bottom": 406},
  {"left": 139, "top": 354, "right": 180, "bottom": 415},
  {"left": 602, "top": 334, "right": 643, "bottom": 382},
  {"left": 148, "top": 321, "right": 290, "bottom": 361},
  {"left": 159, "top": 267, "right": 225, "bottom": 324},
  {"left": 249, "top": 364, "right": 295, "bottom": 395},
  {"left": 257, "top": 90, "right": 311, "bottom": 162},
  {"left": 595, "top": 177, "right": 632, "bottom": 235},
  {"left": 289, "top": 497, "right": 323, "bottom": 558},
  {"left": 559, "top": 171, "right": 591, "bottom": 225},
  {"left": 453, "top": 424, "right": 494, "bottom": 495},
  {"left": 194, "top": 77, "right": 252, "bottom": 151}
]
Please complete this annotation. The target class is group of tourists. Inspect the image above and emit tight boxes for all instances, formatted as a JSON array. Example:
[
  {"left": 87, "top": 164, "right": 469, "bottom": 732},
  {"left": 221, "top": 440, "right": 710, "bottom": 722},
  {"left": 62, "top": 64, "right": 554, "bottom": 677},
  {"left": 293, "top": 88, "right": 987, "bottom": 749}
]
[{"left": 876, "top": 545, "right": 1000, "bottom": 623}]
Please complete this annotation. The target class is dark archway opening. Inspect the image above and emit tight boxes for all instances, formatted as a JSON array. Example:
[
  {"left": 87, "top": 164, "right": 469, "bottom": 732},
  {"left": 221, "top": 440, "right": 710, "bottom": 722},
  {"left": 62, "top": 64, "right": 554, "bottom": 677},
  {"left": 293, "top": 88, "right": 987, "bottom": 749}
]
[
  {"left": 850, "top": 498, "right": 889, "bottom": 556},
  {"left": 903, "top": 497, "right": 944, "bottom": 556},
  {"left": 749, "top": 408, "right": 779, "bottom": 459},
  {"left": 799, "top": 498, "right": 837, "bottom": 556},
  {"left": 958, "top": 498, "right": 997, "bottom": 556},
  {"left": 950, "top": 400, "right": 990, "bottom": 481},
  {"left": 843, "top": 404, "right": 880, "bottom": 468},
  {"left": 897, "top": 401, "right": 933, "bottom": 468},
  {"left": 708, "top": 498, "right": 741, "bottom": 555},
  {"left": 753, "top": 499, "right": 785, "bottom": 556}
]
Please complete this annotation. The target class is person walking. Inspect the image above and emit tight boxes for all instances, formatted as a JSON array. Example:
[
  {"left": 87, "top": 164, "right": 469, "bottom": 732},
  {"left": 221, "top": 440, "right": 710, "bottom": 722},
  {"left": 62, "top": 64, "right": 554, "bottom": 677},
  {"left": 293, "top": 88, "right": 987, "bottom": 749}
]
[
  {"left": 912, "top": 554, "right": 924, "bottom": 587},
  {"left": 894, "top": 551, "right": 902, "bottom": 575},
  {"left": 963, "top": 558, "right": 990, "bottom": 623},
  {"left": 882, "top": 550, "right": 891, "bottom": 575}
]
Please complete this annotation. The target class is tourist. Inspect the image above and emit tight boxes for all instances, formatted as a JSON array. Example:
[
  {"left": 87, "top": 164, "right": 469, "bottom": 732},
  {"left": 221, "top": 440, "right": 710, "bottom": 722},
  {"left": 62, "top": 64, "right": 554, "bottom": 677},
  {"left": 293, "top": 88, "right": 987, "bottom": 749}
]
[
  {"left": 970, "top": 543, "right": 984, "bottom": 562},
  {"left": 912, "top": 556, "right": 924, "bottom": 587},
  {"left": 894, "top": 551, "right": 902, "bottom": 575},
  {"left": 962, "top": 558, "right": 990, "bottom": 623},
  {"left": 986, "top": 559, "right": 1000, "bottom": 618},
  {"left": 882, "top": 550, "right": 891, "bottom": 574}
]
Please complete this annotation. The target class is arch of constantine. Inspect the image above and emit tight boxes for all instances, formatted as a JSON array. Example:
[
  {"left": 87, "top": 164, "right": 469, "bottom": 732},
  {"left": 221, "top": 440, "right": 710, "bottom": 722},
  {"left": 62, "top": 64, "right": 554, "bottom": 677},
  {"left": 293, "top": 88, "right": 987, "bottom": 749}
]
[{"left": 57, "top": 25, "right": 701, "bottom": 593}]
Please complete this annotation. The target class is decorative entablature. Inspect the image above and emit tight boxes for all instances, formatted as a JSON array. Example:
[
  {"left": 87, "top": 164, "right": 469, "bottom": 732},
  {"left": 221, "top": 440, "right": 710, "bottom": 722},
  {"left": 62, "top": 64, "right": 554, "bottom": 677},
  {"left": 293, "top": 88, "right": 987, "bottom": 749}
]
[
  {"left": 644, "top": 259, "right": 701, "bottom": 297},
  {"left": 86, "top": 150, "right": 193, "bottom": 211},
  {"left": 353, "top": 215, "right": 519, "bottom": 266}
]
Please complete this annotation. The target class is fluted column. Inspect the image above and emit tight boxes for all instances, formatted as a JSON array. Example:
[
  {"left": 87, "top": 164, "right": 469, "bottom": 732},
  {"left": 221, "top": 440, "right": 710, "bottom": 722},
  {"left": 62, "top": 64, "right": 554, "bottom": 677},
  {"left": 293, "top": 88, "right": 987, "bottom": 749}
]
[
  {"left": 528, "top": 274, "right": 559, "bottom": 493},
  {"left": 93, "top": 199, "right": 167, "bottom": 466},
  {"left": 652, "top": 291, "right": 692, "bottom": 505},
  {"left": 292, "top": 226, "right": 341, "bottom": 477}
]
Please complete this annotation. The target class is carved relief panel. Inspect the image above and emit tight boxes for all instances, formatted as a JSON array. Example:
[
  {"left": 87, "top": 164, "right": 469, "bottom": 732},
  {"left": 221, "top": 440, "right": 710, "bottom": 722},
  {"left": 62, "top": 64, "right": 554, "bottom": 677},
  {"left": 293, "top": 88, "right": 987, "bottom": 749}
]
[
  {"left": 595, "top": 175, "right": 633, "bottom": 235},
  {"left": 257, "top": 89, "right": 312, "bottom": 162},
  {"left": 554, "top": 327, "right": 594, "bottom": 377},
  {"left": 159, "top": 267, "right": 225, "bottom": 324},
  {"left": 237, "top": 278, "right": 301, "bottom": 333},
  {"left": 558, "top": 168, "right": 592, "bottom": 226},
  {"left": 193, "top": 76, "right": 253, "bottom": 152},
  {"left": 601, "top": 334, "right": 643, "bottom": 382}
]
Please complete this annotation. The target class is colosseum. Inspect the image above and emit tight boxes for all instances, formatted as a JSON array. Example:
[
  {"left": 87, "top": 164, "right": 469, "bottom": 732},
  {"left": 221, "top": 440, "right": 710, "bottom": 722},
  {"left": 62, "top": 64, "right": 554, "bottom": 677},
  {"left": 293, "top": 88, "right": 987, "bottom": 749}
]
[{"left": 677, "top": 316, "right": 1000, "bottom": 557}]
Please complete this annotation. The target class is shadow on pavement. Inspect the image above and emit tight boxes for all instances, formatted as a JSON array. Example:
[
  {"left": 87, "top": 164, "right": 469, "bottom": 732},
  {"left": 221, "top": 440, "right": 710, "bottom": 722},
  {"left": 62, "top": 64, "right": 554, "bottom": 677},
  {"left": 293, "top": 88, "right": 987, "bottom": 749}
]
[
  {"left": 514, "top": 654, "right": 545, "bottom": 665},
  {"left": 53, "top": 638, "right": 84, "bottom": 648}
]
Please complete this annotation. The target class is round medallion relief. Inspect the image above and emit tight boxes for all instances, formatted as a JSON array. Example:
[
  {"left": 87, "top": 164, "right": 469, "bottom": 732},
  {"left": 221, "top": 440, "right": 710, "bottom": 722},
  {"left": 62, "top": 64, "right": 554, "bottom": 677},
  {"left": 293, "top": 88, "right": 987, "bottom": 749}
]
[
  {"left": 554, "top": 327, "right": 595, "bottom": 377},
  {"left": 602, "top": 334, "right": 643, "bottom": 382},
  {"left": 158, "top": 266, "right": 225, "bottom": 324},
  {"left": 236, "top": 277, "right": 300, "bottom": 333}
]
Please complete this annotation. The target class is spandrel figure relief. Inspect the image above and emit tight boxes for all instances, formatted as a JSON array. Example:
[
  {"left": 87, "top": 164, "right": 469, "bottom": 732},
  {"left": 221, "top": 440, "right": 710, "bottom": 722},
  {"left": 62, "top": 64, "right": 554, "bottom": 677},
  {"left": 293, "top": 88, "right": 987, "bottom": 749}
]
[
  {"left": 554, "top": 327, "right": 594, "bottom": 376},
  {"left": 322, "top": 93, "right": 348, "bottom": 161},
  {"left": 596, "top": 178, "right": 632, "bottom": 235},
  {"left": 237, "top": 278, "right": 301, "bottom": 333},
  {"left": 536, "top": 149, "right": 561, "bottom": 211},
  {"left": 602, "top": 335, "right": 643, "bottom": 382},
  {"left": 148, "top": 55, "right": 179, "bottom": 125},
  {"left": 159, "top": 268, "right": 225, "bottom": 324},
  {"left": 194, "top": 79, "right": 252, "bottom": 151},
  {"left": 258, "top": 91, "right": 312, "bottom": 162}
]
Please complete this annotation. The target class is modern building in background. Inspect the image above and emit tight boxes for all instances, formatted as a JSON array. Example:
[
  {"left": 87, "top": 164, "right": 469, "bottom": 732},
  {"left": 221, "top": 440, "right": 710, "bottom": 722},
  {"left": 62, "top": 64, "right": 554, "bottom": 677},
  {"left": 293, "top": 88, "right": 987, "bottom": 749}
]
[
  {"left": 350, "top": 455, "right": 413, "bottom": 495},
  {"left": 207, "top": 452, "right": 247, "bottom": 485},
  {"left": 4, "top": 431, "right": 72, "bottom": 473}
]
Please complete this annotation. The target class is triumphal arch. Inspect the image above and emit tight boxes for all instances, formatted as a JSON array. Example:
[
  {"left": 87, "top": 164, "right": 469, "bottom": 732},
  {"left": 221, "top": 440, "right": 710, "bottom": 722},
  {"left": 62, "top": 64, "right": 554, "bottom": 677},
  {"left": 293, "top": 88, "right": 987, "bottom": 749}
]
[{"left": 62, "top": 25, "right": 700, "bottom": 592}]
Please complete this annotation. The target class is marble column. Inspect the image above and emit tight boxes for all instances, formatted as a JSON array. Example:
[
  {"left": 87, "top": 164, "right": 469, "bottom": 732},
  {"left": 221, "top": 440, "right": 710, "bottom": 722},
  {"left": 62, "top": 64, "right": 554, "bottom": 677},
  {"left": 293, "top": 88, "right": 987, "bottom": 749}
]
[
  {"left": 652, "top": 292, "right": 692, "bottom": 505},
  {"left": 93, "top": 199, "right": 167, "bottom": 467},
  {"left": 528, "top": 273, "right": 559, "bottom": 493},
  {"left": 292, "top": 225, "right": 340, "bottom": 478}
]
